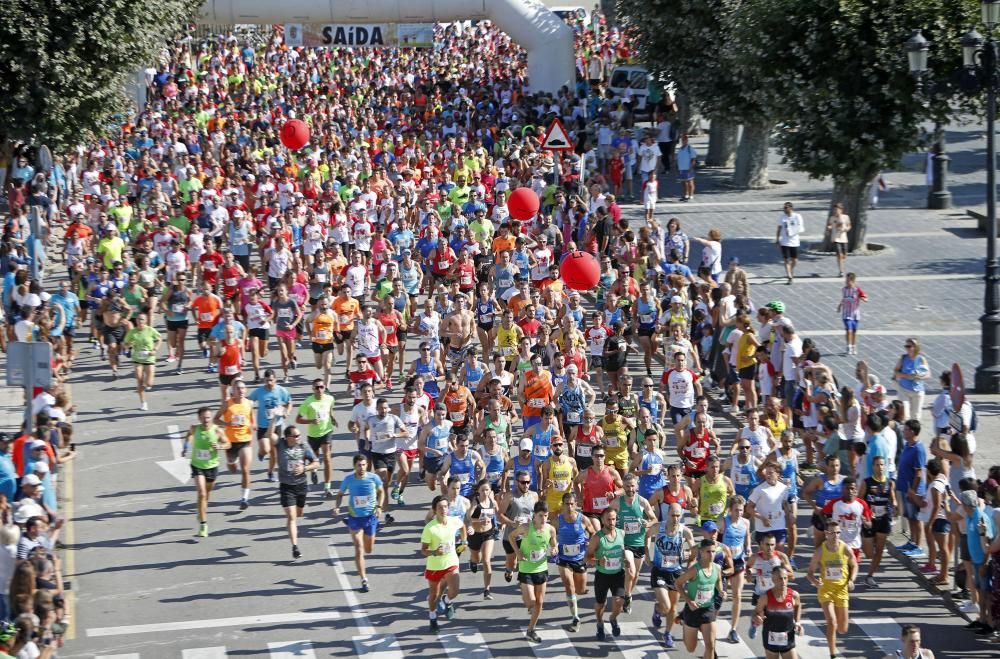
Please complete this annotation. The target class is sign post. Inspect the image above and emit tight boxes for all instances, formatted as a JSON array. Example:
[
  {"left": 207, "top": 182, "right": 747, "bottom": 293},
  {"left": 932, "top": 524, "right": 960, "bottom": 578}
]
[{"left": 6, "top": 342, "right": 52, "bottom": 437}]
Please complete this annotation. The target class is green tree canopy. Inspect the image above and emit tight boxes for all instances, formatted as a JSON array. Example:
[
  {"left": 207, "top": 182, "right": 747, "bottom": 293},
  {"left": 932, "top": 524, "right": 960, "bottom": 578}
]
[{"left": 0, "top": 0, "right": 200, "bottom": 150}]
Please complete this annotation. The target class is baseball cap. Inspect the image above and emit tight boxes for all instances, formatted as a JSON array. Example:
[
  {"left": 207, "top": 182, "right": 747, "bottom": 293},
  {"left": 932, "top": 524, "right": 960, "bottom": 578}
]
[
  {"left": 960, "top": 490, "right": 979, "bottom": 507},
  {"left": 701, "top": 520, "right": 719, "bottom": 533},
  {"left": 402, "top": 249, "right": 412, "bottom": 257},
  {"left": 21, "top": 474, "right": 42, "bottom": 487},
  {"left": 865, "top": 384, "right": 887, "bottom": 395},
  {"left": 519, "top": 438, "right": 534, "bottom": 452},
  {"left": 32, "top": 462, "right": 50, "bottom": 476},
  {"left": 670, "top": 295, "right": 682, "bottom": 304}
]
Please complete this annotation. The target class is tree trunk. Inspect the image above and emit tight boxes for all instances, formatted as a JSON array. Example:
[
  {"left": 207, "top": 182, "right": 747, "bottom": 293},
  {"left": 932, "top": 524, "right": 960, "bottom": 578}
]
[
  {"left": 675, "top": 92, "right": 700, "bottom": 136},
  {"left": 705, "top": 120, "right": 738, "bottom": 167},
  {"left": 732, "top": 120, "right": 772, "bottom": 189},
  {"left": 820, "top": 175, "right": 875, "bottom": 252}
]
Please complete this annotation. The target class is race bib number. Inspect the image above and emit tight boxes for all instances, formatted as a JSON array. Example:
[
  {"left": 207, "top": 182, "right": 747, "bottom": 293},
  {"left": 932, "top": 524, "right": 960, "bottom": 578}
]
[
  {"left": 562, "top": 543, "right": 580, "bottom": 556},
  {"left": 624, "top": 521, "right": 641, "bottom": 534},
  {"left": 768, "top": 631, "right": 789, "bottom": 647},
  {"left": 140, "top": 350, "right": 152, "bottom": 358},
  {"left": 825, "top": 565, "right": 843, "bottom": 581},
  {"left": 516, "top": 515, "right": 531, "bottom": 525},
  {"left": 661, "top": 554, "right": 679, "bottom": 569},
  {"left": 316, "top": 330, "right": 330, "bottom": 340},
  {"left": 567, "top": 411, "right": 581, "bottom": 423},
  {"left": 605, "top": 437, "right": 620, "bottom": 448},
  {"left": 315, "top": 273, "right": 327, "bottom": 282},
  {"left": 314, "top": 410, "right": 329, "bottom": 422},
  {"left": 278, "top": 308, "right": 293, "bottom": 319},
  {"left": 265, "top": 408, "right": 275, "bottom": 419},
  {"left": 200, "top": 312, "right": 214, "bottom": 322},
  {"left": 529, "top": 398, "right": 545, "bottom": 408},
  {"left": 195, "top": 449, "right": 211, "bottom": 461},
  {"left": 529, "top": 549, "right": 546, "bottom": 562},
  {"left": 690, "top": 446, "right": 706, "bottom": 459},
  {"left": 353, "top": 495, "right": 370, "bottom": 508},
  {"left": 438, "top": 260, "right": 450, "bottom": 270},
  {"left": 759, "top": 574, "right": 774, "bottom": 590},
  {"left": 872, "top": 505, "right": 887, "bottom": 518},
  {"left": 338, "top": 314, "right": 352, "bottom": 325},
  {"left": 534, "top": 445, "right": 549, "bottom": 458},
  {"left": 225, "top": 278, "right": 238, "bottom": 287},
  {"left": 735, "top": 472, "right": 750, "bottom": 486},
  {"left": 449, "top": 411, "right": 466, "bottom": 423},
  {"left": 649, "top": 463, "right": 662, "bottom": 476},
  {"left": 439, "top": 541, "right": 454, "bottom": 554},
  {"left": 172, "top": 303, "right": 186, "bottom": 313},
  {"left": 709, "top": 502, "right": 724, "bottom": 516},
  {"left": 231, "top": 414, "right": 246, "bottom": 426},
  {"left": 224, "top": 365, "right": 239, "bottom": 375},
  {"left": 456, "top": 473, "right": 470, "bottom": 483},
  {"left": 603, "top": 556, "right": 621, "bottom": 571},
  {"left": 639, "top": 314, "right": 653, "bottom": 324},
  {"left": 553, "top": 479, "right": 569, "bottom": 492},
  {"left": 694, "top": 588, "right": 713, "bottom": 606},
  {"left": 487, "top": 470, "right": 503, "bottom": 483},
  {"left": 499, "top": 347, "right": 514, "bottom": 356},
  {"left": 592, "top": 496, "right": 609, "bottom": 509},
  {"left": 576, "top": 444, "right": 592, "bottom": 458}
]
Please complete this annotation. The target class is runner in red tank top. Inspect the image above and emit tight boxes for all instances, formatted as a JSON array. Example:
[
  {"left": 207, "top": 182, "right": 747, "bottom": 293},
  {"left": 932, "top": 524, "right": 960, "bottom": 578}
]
[
  {"left": 573, "top": 447, "right": 623, "bottom": 519},
  {"left": 649, "top": 463, "right": 695, "bottom": 522},
  {"left": 573, "top": 417, "right": 603, "bottom": 471}
]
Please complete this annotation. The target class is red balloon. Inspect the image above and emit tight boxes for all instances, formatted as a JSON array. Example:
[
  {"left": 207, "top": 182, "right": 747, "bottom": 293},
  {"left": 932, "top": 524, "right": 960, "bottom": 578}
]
[
  {"left": 508, "top": 187, "right": 540, "bottom": 221},
  {"left": 559, "top": 251, "right": 600, "bottom": 291},
  {"left": 280, "top": 119, "right": 310, "bottom": 150}
]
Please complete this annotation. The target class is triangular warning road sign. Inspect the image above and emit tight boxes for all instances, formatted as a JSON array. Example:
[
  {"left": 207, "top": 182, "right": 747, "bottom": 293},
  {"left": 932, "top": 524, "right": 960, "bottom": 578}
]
[{"left": 541, "top": 118, "right": 574, "bottom": 151}]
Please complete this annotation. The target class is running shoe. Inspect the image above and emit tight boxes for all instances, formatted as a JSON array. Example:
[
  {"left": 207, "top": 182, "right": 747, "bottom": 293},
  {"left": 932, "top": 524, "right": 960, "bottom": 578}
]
[
  {"left": 569, "top": 617, "right": 580, "bottom": 632},
  {"left": 623, "top": 595, "right": 632, "bottom": 613},
  {"left": 311, "top": 471, "right": 319, "bottom": 485},
  {"left": 139, "top": 401, "right": 148, "bottom": 411},
  {"left": 429, "top": 618, "right": 439, "bottom": 632},
  {"left": 176, "top": 368, "right": 184, "bottom": 375},
  {"left": 208, "top": 364, "right": 218, "bottom": 373},
  {"left": 397, "top": 493, "right": 405, "bottom": 505},
  {"left": 727, "top": 629, "right": 741, "bottom": 644},
  {"left": 749, "top": 624, "right": 758, "bottom": 639},
  {"left": 390, "top": 485, "right": 400, "bottom": 502},
  {"left": 960, "top": 600, "right": 979, "bottom": 613},
  {"left": 325, "top": 488, "right": 335, "bottom": 500},
  {"left": 526, "top": 630, "right": 541, "bottom": 643},
  {"left": 292, "top": 545, "right": 301, "bottom": 559},
  {"left": 384, "top": 513, "right": 395, "bottom": 526},
  {"left": 266, "top": 473, "right": 277, "bottom": 483},
  {"left": 198, "top": 522, "right": 208, "bottom": 538},
  {"left": 907, "top": 547, "right": 928, "bottom": 558},
  {"left": 789, "top": 556, "right": 798, "bottom": 570},
  {"left": 919, "top": 563, "right": 937, "bottom": 575},
  {"left": 975, "top": 625, "right": 996, "bottom": 635},
  {"left": 167, "top": 355, "right": 176, "bottom": 363},
  {"left": 360, "top": 579, "right": 370, "bottom": 593},
  {"left": 240, "top": 499, "right": 249, "bottom": 511},
  {"left": 865, "top": 576, "right": 878, "bottom": 588},
  {"left": 663, "top": 632, "right": 675, "bottom": 649},
  {"left": 965, "top": 620, "right": 987, "bottom": 630},
  {"left": 610, "top": 618, "right": 621, "bottom": 637},
  {"left": 504, "top": 569, "right": 513, "bottom": 583},
  {"left": 596, "top": 624, "right": 606, "bottom": 641},
  {"left": 484, "top": 588, "right": 493, "bottom": 600},
  {"left": 291, "top": 360, "right": 298, "bottom": 370},
  {"left": 470, "top": 561, "right": 478, "bottom": 574},
  {"left": 181, "top": 443, "right": 189, "bottom": 458},
  {"left": 651, "top": 611, "right": 662, "bottom": 629},
  {"left": 446, "top": 603, "right": 456, "bottom": 620},
  {"left": 202, "top": 348, "right": 209, "bottom": 359}
]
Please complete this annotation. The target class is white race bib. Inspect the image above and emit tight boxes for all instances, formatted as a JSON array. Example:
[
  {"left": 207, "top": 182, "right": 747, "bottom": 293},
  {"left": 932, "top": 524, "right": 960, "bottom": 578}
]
[
  {"left": 456, "top": 473, "right": 470, "bottom": 483},
  {"left": 603, "top": 556, "right": 621, "bottom": 570},
  {"left": 553, "top": 479, "right": 569, "bottom": 492},
  {"left": 735, "top": 472, "right": 750, "bottom": 486},
  {"left": 231, "top": 414, "right": 246, "bottom": 426},
  {"left": 562, "top": 543, "right": 580, "bottom": 555},
  {"left": 694, "top": 588, "right": 713, "bottom": 606},
  {"left": 534, "top": 445, "right": 549, "bottom": 458},
  {"left": 195, "top": 449, "right": 211, "bottom": 461},
  {"left": 649, "top": 463, "right": 662, "bottom": 475},
  {"left": 353, "top": 495, "right": 370, "bottom": 508},
  {"left": 661, "top": 554, "right": 679, "bottom": 569},
  {"left": 438, "top": 259, "right": 450, "bottom": 270},
  {"left": 171, "top": 303, "right": 186, "bottom": 313},
  {"left": 639, "top": 314, "right": 653, "bottom": 324},
  {"left": 872, "top": 505, "right": 887, "bottom": 517},
  {"left": 487, "top": 470, "right": 503, "bottom": 483},
  {"left": 567, "top": 411, "right": 581, "bottom": 423},
  {"left": 338, "top": 314, "right": 352, "bottom": 325},
  {"left": 529, "top": 549, "right": 546, "bottom": 562},
  {"left": 768, "top": 631, "right": 789, "bottom": 647},
  {"left": 224, "top": 277, "right": 237, "bottom": 287},
  {"left": 592, "top": 496, "right": 609, "bottom": 509},
  {"left": 529, "top": 398, "right": 545, "bottom": 408},
  {"left": 605, "top": 437, "right": 620, "bottom": 448},
  {"left": 576, "top": 444, "right": 592, "bottom": 458},
  {"left": 200, "top": 312, "right": 214, "bottom": 322},
  {"left": 690, "top": 446, "right": 706, "bottom": 458},
  {"left": 624, "top": 521, "right": 641, "bottom": 534},
  {"left": 709, "top": 502, "right": 724, "bottom": 515},
  {"left": 315, "top": 330, "right": 330, "bottom": 340},
  {"left": 140, "top": 350, "right": 152, "bottom": 358},
  {"left": 449, "top": 411, "right": 466, "bottom": 423},
  {"left": 825, "top": 565, "right": 843, "bottom": 581},
  {"left": 315, "top": 273, "right": 327, "bottom": 282},
  {"left": 224, "top": 365, "right": 239, "bottom": 375},
  {"left": 278, "top": 308, "right": 293, "bottom": 319}
]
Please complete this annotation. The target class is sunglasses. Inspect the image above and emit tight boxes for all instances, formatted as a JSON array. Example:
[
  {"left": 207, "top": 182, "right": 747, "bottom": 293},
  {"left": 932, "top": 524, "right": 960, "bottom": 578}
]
[
  {"left": 313, "top": 384, "right": 326, "bottom": 389},
  {"left": 288, "top": 433, "right": 301, "bottom": 438},
  {"left": 518, "top": 480, "right": 531, "bottom": 485}
]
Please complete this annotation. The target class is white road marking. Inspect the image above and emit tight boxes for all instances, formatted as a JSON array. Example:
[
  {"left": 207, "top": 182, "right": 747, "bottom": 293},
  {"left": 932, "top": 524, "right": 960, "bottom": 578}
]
[
  {"left": 855, "top": 616, "right": 903, "bottom": 656},
  {"left": 706, "top": 622, "right": 756, "bottom": 659},
  {"left": 156, "top": 423, "right": 190, "bottom": 483},
  {"left": 797, "top": 616, "right": 835, "bottom": 659},
  {"left": 327, "top": 538, "right": 375, "bottom": 635},
  {"left": 267, "top": 640, "right": 317, "bottom": 659},
  {"left": 353, "top": 633, "right": 404, "bottom": 658},
  {"left": 748, "top": 273, "right": 979, "bottom": 283},
  {"left": 438, "top": 629, "right": 493, "bottom": 658},
  {"left": 182, "top": 648, "right": 228, "bottom": 659},
  {"left": 531, "top": 626, "right": 579, "bottom": 658},
  {"left": 790, "top": 329, "right": 979, "bottom": 337},
  {"left": 86, "top": 611, "right": 341, "bottom": 637},
  {"left": 95, "top": 655, "right": 140, "bottom": 659},
  {"left": 611, "top": 620, "right": 664, "bottom": 659}
]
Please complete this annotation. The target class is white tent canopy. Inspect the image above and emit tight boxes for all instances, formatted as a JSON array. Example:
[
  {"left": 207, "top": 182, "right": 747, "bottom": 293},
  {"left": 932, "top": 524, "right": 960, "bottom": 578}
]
[{"left": 198, "top": 0, "right": 575, "bottom": 93}]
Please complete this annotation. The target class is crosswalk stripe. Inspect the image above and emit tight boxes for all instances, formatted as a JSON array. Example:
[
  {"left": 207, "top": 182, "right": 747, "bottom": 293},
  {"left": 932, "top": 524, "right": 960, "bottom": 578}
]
[
  {"left": 797, "top": 617, "right": 834, "bottom": 659},
  {"left": 531, "top": 626, "right": 579, "bottom": 658},
  {"left": 855, "top": 616, "right": 903, "bottom": 656},
  {"left": 95, "top": 655, "right": 140, "bottom": 659},
  {"left": 267, "top": 640, "right": 316, "bottom": 659},
  {"left": 438, "top": 629, "right": 492, "bottom": 658},
  {"left": 713, "top": 624, "right": 757, "bottom": 659},
  {"left": 611, "top": 620, "right": 662, "bottom": 658},
  {"left": 353, "top": 633, "right": 405, "bottom": 658},
  {"left": 87, "top": 611, "right": 341, "bottom": 637},
  {"left": 182, "top": 648, "right": 228, "bottom": 659}
]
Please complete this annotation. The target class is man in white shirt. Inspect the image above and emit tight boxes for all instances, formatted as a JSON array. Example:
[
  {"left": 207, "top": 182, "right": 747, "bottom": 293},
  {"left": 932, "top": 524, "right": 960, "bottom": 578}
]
[
  {"left": 637, "top": 135, "right": 661, "bottom": 184},
  {"left": 780, "top": 324, "right": 804, "bottom": 406},
  {"left": 776, "top": 202, "right": 805, "bottom": 284}
]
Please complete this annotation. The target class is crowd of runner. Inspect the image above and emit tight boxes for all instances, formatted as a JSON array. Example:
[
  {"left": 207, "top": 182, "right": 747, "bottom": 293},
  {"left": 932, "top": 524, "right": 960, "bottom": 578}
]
[{"left": 0, "top": 9, "right": 989, "bottom": 659}]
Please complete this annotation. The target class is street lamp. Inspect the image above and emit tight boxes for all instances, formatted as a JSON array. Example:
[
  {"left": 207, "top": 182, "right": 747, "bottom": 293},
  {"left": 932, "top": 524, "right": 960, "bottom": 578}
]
[
  {"left": 908, "top": 6, "right": 1000, "bottom": 393},
  {"left": 906, "top": 30, "right": 952, "bottom": 210}
]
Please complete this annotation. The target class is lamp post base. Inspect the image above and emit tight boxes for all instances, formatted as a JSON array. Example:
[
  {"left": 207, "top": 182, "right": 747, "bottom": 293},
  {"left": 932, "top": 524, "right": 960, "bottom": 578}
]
[
  {"left": 974, "top": 362, "right": 1000, "bottom": 393},
  {"left": 928, "top": 190, "right": 952, "bottom": 209}
]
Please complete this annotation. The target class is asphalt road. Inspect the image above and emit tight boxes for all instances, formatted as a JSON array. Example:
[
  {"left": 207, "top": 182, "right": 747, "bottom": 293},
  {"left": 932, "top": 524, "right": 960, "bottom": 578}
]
[{"left": 51, "top": 331, "right": 998, "bottom": 659}]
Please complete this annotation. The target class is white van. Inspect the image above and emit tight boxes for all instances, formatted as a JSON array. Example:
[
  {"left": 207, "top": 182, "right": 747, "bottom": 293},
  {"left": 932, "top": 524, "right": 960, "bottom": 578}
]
[{"left": 607, "top": 65, "right": 651, "bottom": 111}]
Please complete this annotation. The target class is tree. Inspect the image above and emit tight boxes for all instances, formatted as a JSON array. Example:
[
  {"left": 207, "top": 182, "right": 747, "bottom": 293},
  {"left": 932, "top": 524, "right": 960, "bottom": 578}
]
[
  {"left": 0, "top": 0, "right": 200, "bottom": 150},
  {"left": 616, "top": 0, "right": 773, "bottom": 188},
  {"left": 733, "top": 0, "right": 977, "bottom": 250}
]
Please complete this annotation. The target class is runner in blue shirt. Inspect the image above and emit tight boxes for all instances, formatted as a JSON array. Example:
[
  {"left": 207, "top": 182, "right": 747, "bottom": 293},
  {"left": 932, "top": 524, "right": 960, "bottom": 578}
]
[
  {"left": 248, "top": 369, "right": 292, "bottom": 480},
  {"left": 334, "top": 454, "right": 385, "bottom": 594}
]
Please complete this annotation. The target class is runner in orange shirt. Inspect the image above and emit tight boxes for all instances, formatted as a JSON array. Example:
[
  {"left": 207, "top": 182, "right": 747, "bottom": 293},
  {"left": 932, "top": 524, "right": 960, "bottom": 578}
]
[
  {"left": 518, "top": 355, "right": 555, "bottom": 432},
  {"left": 310, "top": 296, "right": 337, "bottom": 390},
  {"left": 331, "top": 285, "right": 361, "bottom": 375},
  {"left": 491, "top": 223, "right": 517, "bottom": 262},
  {"left": 213, "top": 378, "right": 255, "bottom": 510},
  {"left": 441, "top": 372, "right": 477, "bottom": 438},
  {"left": 215, "top": 324, "right": 244, "bottom": 403},
  {"left": 191, "top": 286, "right": 223, "bottom": 362}
]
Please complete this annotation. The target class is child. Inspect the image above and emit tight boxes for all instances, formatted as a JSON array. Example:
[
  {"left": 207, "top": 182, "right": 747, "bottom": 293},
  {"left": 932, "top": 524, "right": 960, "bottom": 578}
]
[
  {"left": 642, "top": 171, "right": 658, "bottom": 223},
  {"left": 756, "top": 343, "right": 776, "bottom": 404},
  {"left": 836, "top": 272, "right": 867, "bottom": 355},
  {"left": 609, "top": 151, "right": 625, "bottom": 198}
]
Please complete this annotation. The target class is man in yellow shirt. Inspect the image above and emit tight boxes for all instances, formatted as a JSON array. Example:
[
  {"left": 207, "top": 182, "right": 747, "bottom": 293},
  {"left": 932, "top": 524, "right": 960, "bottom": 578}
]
[{"left": 96, "top": 226, "right": 125, "bottom": 269}]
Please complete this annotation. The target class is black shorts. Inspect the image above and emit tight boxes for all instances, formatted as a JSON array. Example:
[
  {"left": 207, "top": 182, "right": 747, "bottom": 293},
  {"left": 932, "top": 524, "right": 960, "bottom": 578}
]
[
  {"left": 308, "top": 433, "right": 332, "bottom": 454},
  {"left": 220, "top": 373, "right": 241, "bottom": 386},
  {"left": 863, "top": 516, "right": 892, "bottom": 537},
  {"left": 257, "top": 427, "right": 275, "bottom": 441},
  {"left": 197, "top": 327, "right": 212, "bottom": 343},
  {"left": 334, "top": 331, "right": 349, "bottom": 345},
  {"left": 312, "top": 342, "right": 334, "bottom": 353},
  {"left": 811, "top": 511, "right": 828, "bottom": 531},
  {"left": 780, "top": 245, "right": 799, "bottom": 260},
  {"left": 468, "top": 526, "right": 500, "bottom": 551},
  {"left": 280, "top": 482, "right": 308, "bottom": 509},
  {"left": 738, "top": 364, "right": 758, "bottom": 381},
  {"left": 638, "top": 327, "right": 655, "bottom": 338},
  {"left": 626, "top": 545, "right": 647, "bottom": 560},
  {"left": 959, "top": 533, "right": 971, "bottom": 561},
  {"left": 834, "top": 243, "right": 848, "bottom": 256},
  {"left": 366, "top": 450, "right": 396, "bottom": 475},
  {"left": 575, "top": 455, "right": 594, "bottom": 472},
  {"left": 591, "top": 355, "right": 604, "bottom": 369},
  {"left": 477, "top": 321, "right": 495, "bottom": 332},
  {"left": 191, "top": 465, "right": 219, "bottom": 481},
  {"left": 226, "top": 441, "right": 250, "bottom": 463},
  {"left": 594, "top": 569, "right": 626, "bottom": 604},
  {"left": 166, "top": 319, "right": 189, "bottom": 331},
  {"left": 396, "top": 329, "right": 408, "bottom": 342},
  {"left": 502, "top": 536, "right": 521, "bottom": 556},
  {"left": 558, "top": 559, "right": 587, "bottom": 573},
  {"left": 63, "top": 325, "right": 76, "bottom": 338},
  {"left": 605, "top": 359, "right": 626, "bottom": 373},
  {"left": 651, "top": 567, "right": 680, "bottom": 590},
  {"left": 518, "top": 571, "right": 548, "bottom": 585},
  {"left": 249, "top": 327, "right": 268, "bottom": 340},
  {"left": 682, "top": 604, "right": 717, "bottom": 628},
  {"left": 102, "top": 324, "right": 126, "bottom": 345},
  {"left": 732, "top": 557, "right": 747, "bottom": 575}
]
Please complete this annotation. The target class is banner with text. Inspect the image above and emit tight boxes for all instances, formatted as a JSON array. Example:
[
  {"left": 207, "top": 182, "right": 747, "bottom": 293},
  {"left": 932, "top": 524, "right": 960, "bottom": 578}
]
[{"left": 284, "top": 23, "right": 434, "bottom": 48}]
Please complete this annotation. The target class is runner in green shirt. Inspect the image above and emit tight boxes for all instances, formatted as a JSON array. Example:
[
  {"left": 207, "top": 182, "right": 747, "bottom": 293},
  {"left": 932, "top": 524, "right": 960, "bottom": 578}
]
[
  {"left": 185, "top": 407, "right": 229, "bottom": 537},
  {"left": 675, "top": 539, "right": 726, "bottom": 655},
  {"left": 586, "top": 507, "right": 628, "bottom": 640},
  {"left": 122, "top": 314, "right": 161, "bottom": 411},
  {"left": 512, "top": 501, "right": 557, "bottom": 642},
  {"left": 295, "top": 380, "right": 338, "bottom": 496},
  {"left": 609, "top": 473, "right": 658, "bottom": 614},
  {"left": 421, "top": 494, "right": 467, "bottom": 632}
]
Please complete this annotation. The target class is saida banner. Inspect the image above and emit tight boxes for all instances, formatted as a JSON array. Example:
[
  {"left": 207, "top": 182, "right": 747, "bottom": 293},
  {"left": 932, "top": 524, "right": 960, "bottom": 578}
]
[{"left": 284, "top": 23, "right": 434, "bottom": 48}]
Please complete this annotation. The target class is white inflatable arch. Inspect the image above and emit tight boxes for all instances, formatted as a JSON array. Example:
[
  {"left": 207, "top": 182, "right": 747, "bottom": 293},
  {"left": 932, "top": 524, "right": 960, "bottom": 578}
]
[{"left": 198, "top": 0, "right": 576, "bottom": 93}]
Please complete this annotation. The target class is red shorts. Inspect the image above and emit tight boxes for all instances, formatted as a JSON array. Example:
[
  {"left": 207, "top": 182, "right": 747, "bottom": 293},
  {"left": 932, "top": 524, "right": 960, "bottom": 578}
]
[
  {"left": 364, "top": 353, "right": 382, "bottom": 362},
  {"left": 401, "top": 449, "right": 419, "bottom": 461},
  {"left": 425, "top": 564, "right": 459, "bottom": 582},
  {"left": 851, "top": 547, "right": 861, "bottom": 562}
]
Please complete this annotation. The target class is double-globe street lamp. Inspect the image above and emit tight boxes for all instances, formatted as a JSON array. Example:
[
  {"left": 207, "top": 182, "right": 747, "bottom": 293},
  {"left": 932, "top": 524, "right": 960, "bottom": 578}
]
[{"left": 907, "top": 0, "right": 1000, "bottom": 393}]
